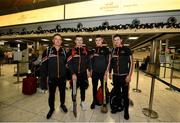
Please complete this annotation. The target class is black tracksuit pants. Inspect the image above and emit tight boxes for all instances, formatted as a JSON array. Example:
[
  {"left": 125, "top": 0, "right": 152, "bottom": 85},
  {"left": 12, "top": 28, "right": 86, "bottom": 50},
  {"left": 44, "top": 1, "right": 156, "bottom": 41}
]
[
  {"left": 71, "top": 72, "right": 88, "bottom": 101},
  {"left": 92, "top": 72, "right": 105, "bottom": 103},
  {"left": 40, "top": 77, "right": 48, "bottom": 90},
  {"left": 112, "top": 74, "right": 129, "bottom": 111},
  {"left": 48, "top": 77, "right": 66, "bottom": 110}
]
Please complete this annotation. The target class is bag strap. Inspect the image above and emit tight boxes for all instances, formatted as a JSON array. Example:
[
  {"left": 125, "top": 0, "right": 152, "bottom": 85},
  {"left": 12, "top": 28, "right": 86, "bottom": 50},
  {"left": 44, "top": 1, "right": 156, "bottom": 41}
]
[
  {"left": 46, "top": 47, "right": 53, "bottom": 58},
  {"left": 62, "top": 48, "right": 66, "bottom": 59}
]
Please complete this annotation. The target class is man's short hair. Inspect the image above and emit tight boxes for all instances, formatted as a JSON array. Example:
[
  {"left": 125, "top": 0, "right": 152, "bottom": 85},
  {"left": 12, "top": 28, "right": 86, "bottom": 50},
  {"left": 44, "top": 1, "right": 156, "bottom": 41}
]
[
  {"left": 113, "top": 34, "right": 122, "bottom": 39},
  {"left": 75, "top": 35, "right": 83, "bottom": 38},
  {"left": 52, "top": 33, "right": 62, "bottom": 39},
  {"left": 75, "top": 35, "right": 83, "bottom": 41},
  {"left": 95, "top": 35, "right": 103, "bottom": 39}
]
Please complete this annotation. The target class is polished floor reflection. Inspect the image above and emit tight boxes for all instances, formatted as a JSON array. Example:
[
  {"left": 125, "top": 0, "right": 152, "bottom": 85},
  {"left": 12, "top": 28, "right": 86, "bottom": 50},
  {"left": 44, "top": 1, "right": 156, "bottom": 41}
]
[{"left": 0, "top": 64, "right": 179, "bottom": 122}]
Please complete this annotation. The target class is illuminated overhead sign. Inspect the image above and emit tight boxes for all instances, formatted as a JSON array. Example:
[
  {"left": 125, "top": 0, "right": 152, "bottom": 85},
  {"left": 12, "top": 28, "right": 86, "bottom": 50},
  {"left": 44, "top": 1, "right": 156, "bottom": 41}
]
[
  {"left": 0, "top": 5, "right": 64, "bottom": 27},
  {"left": 0, "top": 0, "right": 180, "bottom": 27},
  {"left": 65, "top": 0, "right": 180, "bottom": 19}
]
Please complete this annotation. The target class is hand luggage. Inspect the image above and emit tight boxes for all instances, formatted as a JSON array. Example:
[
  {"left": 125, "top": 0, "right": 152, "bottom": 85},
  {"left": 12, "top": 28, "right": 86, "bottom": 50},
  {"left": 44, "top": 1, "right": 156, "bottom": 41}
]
[
  {"left": 96, "top": 85, "right": 109, "bottom": 105},
  {"left": 110, "top": 87, "right": 124, "bottom": 113},
  {"left": 22, "top": 74, "right": 37, "bottom": 95}
]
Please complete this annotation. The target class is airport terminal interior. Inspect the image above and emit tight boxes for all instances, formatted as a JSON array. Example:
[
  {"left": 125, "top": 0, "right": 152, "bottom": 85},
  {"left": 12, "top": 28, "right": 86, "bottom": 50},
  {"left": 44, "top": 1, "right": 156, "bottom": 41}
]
[{"left": 0, "top": 0, "right": 180, "bottom": 122}]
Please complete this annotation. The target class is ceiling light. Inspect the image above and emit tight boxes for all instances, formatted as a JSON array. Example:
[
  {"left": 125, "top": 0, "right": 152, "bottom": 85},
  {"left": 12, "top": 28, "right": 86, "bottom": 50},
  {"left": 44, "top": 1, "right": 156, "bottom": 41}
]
[
  {"left": 0, "top": 40, "right": 8, "bottom": 43},
  {"left": 124, "top": 44, "right": 130, "bottom": 46},
  {"left": 15, "top": 40, "right": 23, "bottom": 42},
  {"left": 41, "top": 39, "right": 49, "bottom": 41},
  {"left": 89, "top": 38, "right": 92, "bottom": 42},
  {"left": 169, "top": 46, "right": 175, "bottom": 49},
  {"left": 64, "top": 38, "right": 72, "bottom": 41},
  {"left": 64, "top": 44, "right": 69, "bottom": 46},
  {"left": 128, "top": 37, "right": 139, "bottom": 40},
  {"left": 0, "top": 42, "right": 5, "bottom": 45},
  {"left": 162, "top": 43, "right": 166, "bottom": 46}
]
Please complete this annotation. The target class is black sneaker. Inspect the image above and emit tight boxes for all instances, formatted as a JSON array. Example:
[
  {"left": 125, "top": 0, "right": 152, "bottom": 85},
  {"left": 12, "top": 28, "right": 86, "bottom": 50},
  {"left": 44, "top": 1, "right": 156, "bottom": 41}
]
[
  {"left": 46, "top": 109, "right": 54, "bottom": 119},
  {"left": 124, "top": 111, "right": 129, "bottom": 120},
  {"left": 111, "top": 109, "right": 117, "bottom": 114},
  {"left": 60, "top": 105, "right": 68, "bottom": 113},
  {"left": 90, "top": 102, "right": 95, "bottom": 109}
]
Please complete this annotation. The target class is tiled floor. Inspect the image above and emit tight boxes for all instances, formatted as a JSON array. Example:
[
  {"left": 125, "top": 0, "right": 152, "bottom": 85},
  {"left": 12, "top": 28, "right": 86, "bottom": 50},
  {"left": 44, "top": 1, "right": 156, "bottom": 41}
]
[{"left": 0, "top": 64, "right": 179, "bottom": 122}]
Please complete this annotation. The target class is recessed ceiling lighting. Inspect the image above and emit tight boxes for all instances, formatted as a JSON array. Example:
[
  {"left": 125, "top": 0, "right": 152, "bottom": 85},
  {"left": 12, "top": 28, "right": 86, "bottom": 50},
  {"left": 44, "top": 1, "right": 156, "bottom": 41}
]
[
  {"left": 0, "top": 40, "right": 8, "bottom": 43},
  {"left": 128, "top": 37, "right": 139, "bottom": 40},
  {"left": 0, "top": 42, "right": 5, "bottom": 45},
  {"left": 15, "top": 40, "right": 23, "bottom": 42},
  {"left": 41, "top": 39, "right": 49, "bottom": 41},
  {"left": 169, "top": 46, "right": 175, "bottom": 49},
  {"left": 43, "top": 44, "right": 48, "bottom": 47},
  {"left": 64, "top": 38, "right": 72, "bottom": 41},
  {"left": 89, "top": 38, "right": 92, "bottom": 42},
  {"left": 64, "top": 44, "right": 69, "bottom": 46},
  {"left": 124, "top": 44, "right": 129, "bottom": 46},
  {"left": 162, "top": 43, "right": 166, "bottom": 46}
]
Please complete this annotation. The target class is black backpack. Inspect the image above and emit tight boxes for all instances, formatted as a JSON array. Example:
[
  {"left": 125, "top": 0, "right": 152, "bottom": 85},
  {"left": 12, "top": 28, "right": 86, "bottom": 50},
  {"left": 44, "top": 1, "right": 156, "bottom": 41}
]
[{"left": 110, "top": 86, "right": 124, "bottom": 112}]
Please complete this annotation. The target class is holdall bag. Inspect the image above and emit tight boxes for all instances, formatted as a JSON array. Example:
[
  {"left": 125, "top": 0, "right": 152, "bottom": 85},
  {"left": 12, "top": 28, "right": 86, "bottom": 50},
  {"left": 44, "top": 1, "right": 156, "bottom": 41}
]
[
  {"left": 96, "top": 85, "right": 109, "bottom": 105},
  {"left": 110, "top": 87, "right": 124, "bottom": 113},
  {"left": 22, "top": 74, "right": 38, "bottom": 95}
]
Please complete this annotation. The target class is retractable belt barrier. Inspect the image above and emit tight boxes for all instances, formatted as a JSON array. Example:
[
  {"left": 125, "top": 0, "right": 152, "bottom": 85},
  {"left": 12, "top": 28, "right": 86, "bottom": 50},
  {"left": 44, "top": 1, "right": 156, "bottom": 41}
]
[
  {"left": 160, "top": 62, "right": 180, "bottom": 91},
  {"left": 142, "top": 70, "right": 180, "bottom": 92},
  {"left": 141, "top": 69, "right": 179, "bottom": 119},
  {"left": 133, "top": 60, "right": 142, "bottom": 93},
  {"left": 14, "top": 61, "right": 29, "bottom": 84}
]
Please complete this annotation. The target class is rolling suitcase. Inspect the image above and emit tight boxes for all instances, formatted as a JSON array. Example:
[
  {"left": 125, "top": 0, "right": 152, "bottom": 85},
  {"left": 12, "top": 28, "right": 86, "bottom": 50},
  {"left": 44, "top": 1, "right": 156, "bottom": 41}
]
[{"left": 22, "top": 74, "right": 37, "bottom": 95}]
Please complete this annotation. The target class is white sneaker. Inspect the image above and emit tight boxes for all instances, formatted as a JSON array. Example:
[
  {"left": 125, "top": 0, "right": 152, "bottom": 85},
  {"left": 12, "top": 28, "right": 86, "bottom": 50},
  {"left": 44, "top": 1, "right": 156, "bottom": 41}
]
[
  {"left": 80, "top": 101, "right": 87, "bottom": 111},
  {"left": 38, "top": 88, "right": 44, "bottom": 93},
  {"left": 44, "top": 90, "right": 48, "bottom": 94}
]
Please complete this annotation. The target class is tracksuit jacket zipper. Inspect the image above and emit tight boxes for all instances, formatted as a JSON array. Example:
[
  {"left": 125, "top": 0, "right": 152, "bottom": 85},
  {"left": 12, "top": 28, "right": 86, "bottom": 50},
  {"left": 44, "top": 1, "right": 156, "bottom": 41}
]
[
  {"left": 117, "top": 48, "right": 120, "bottom": 74},
  {"left": 57, "top": 50, "right": 60, "bottom": 78},
  {"left": 78, "top": 48, "right": 81, "bottom": 74}
]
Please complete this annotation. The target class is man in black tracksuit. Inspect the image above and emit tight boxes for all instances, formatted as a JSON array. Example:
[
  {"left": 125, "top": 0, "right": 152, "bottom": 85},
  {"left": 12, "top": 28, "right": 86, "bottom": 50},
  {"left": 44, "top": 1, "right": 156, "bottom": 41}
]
[
  {"left": 109, "top": 34, "right": 133, "bottom": 120},
  {"left": 90, "top": 35, "right": 109, "bottom": 109},
  {"left": 67, "top": 35, "right": 91, "bottom": 111},
  {"left": 41, "top": 34, "right": 68, "bottom": 119}
]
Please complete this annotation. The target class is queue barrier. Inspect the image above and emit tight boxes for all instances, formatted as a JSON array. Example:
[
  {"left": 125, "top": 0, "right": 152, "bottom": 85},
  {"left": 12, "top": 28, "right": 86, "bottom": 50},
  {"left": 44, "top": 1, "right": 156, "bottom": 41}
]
[
  {"left": 141, "top": 70, "right": 180, "bottom": 119},
  {"left": 133, "top": 60, "right": 142, "bottom": 93}
]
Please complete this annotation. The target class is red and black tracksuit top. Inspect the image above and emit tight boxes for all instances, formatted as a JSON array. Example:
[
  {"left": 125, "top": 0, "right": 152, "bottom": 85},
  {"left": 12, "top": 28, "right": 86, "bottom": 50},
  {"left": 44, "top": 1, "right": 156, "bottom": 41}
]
[
  {"left": 66, "top": 47, "right": 91, "bottom": 74},
  {"left": 109, "top": 46, "right": 132, "bottom": 76},
  {"left": 41, "top": 46, "right": 66, "bottom": 79}
]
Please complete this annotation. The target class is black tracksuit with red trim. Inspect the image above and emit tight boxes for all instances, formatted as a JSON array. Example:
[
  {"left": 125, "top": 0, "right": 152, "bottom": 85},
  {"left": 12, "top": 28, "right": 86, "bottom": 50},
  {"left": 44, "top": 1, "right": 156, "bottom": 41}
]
[
  {"left": 41, "top": 46, "right": 67, "bottom": 110},
  {"left": 109, "top": 46, "right": 132, "bottom": 112},
  {"left": 91, "top": 46, "right": 109, "bottom": 104},
  {"left": 67, "top": 47, "right": 91, "bottom": 101}
]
